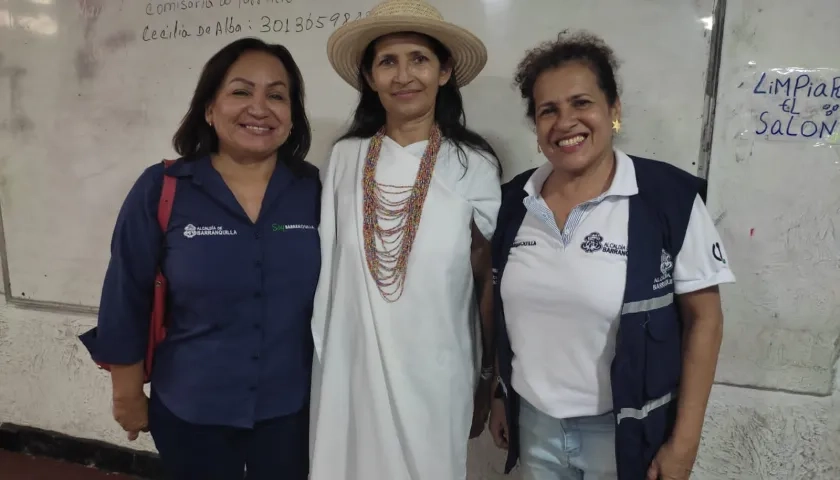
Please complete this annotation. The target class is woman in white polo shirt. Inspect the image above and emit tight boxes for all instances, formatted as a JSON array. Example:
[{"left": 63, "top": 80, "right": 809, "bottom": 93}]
[{"left": 488, "top": 31, "right": 735, "bottom": 480}]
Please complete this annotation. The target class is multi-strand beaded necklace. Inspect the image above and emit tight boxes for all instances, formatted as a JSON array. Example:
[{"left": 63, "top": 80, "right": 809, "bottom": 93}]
[{"left": 362, "top": 124, "right": 443, "bottom": 302}]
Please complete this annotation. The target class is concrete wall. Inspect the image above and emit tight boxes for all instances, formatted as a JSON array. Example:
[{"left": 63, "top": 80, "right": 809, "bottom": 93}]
[{"left": 1, "top": 294, "right": 838, "bottom": 479}]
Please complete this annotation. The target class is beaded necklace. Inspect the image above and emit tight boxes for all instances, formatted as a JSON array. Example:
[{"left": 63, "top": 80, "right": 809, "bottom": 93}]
[{"left": 362, "top": 124, "right": 442, "bottom": 302}]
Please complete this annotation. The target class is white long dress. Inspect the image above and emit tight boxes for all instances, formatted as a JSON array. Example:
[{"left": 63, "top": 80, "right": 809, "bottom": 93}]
[{"left": 309, "top": 135, "right": 501, "bottom": 480}]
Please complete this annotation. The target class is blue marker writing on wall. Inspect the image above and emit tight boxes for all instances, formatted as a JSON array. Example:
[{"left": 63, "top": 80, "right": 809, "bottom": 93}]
[
  {"left": 753, "top": 71, "right": 840, "bottom": 99},
  {"left": 751, "top": 68, "right": 840, "bottom": 142}
]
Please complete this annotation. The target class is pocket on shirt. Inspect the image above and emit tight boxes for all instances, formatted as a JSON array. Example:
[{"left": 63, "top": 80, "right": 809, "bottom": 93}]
[{"left": 266, "top": 225, "right": 321, "bottom": 290}]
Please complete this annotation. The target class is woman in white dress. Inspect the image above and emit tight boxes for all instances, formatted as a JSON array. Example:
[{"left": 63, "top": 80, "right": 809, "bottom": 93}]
[{"left": 309, "top": 1, "right": 501, "bottom": 479}]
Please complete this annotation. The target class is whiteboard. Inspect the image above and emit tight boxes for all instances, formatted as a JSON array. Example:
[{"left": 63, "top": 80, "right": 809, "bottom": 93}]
[
  {"left": 707, "top": 0, "right": 840, "bottom": 395},
  {"left": 0, "top": 0, "right": 715, "bottom": 307}
]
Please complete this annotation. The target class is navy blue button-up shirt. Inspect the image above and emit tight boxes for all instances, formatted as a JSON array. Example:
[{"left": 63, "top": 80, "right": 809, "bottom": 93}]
[{"left": 80, "top": 155, "right": 321, "bottom": 428}]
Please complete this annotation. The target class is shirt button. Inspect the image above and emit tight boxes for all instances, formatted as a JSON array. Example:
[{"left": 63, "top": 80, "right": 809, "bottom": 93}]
[
  {"left": 254, "top": 231, "right": 261, "bottom": 239},
  {"left": 251, "top": 354, "right": 259, "bottom": 361},
  {"left": 254, "top": 291, "right": 261, "bottom": 298},
  {"left": 249, "top": 386, "right": 256, "bottom": 392},
  {"left": 253, "top": 323, "right": 261, "bottom": 330},
  {"left": 254, "top": 260, "right": 262, "bottom": 268}
]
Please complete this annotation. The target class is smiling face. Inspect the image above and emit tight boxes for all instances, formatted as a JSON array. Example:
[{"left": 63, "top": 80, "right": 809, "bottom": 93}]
[
  {"left": 365, "top": 33, "right": 452, "bottom": 123},
  {"left": 533, "top": 61, "right": 620, "bottom": 174},
  {"left": 205, "top": 50, "right": 292, "bottom": 161}
]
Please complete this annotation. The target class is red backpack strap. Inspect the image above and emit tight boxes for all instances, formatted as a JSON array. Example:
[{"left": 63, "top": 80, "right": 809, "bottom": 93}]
[{"left": 157, "top": 159, "right": 177, "bottom": 231}]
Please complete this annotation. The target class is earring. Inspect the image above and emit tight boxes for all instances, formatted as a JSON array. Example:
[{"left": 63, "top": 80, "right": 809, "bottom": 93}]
[
  {"left": 612, "top": 118, "right": 621, "bottom": 133},
  {"left": 537, "top": 143, "right": 542, "bottom": 153}
]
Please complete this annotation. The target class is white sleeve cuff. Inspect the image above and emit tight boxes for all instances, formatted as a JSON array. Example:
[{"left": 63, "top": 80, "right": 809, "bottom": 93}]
[{"left": 674, "top": 269, "right": 736, "bottom": 295}]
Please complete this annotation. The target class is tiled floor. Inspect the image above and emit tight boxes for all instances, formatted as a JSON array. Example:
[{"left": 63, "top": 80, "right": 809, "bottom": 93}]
[{"left": 0, "top": 450, "right": 141, "bottom": 479}]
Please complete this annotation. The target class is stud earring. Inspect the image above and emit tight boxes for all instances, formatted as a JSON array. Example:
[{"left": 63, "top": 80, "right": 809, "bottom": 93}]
[{"left": 612, "top": 118, "right": 621, "bottom": 133}]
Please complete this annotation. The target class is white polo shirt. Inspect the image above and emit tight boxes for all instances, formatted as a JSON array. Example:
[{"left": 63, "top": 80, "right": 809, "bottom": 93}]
[{"left": 500, "top": 150, "right": 736, "bottom": 419}]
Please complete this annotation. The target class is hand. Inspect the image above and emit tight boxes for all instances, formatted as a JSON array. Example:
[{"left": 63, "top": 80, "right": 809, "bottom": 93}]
[
  {"left": 646, "top": 439, "right": 698, "bottom": 479},
  {"left": 488, "top": 397, "right": 508, "bottom": 449},
  {"left": 469, "top": 377, "right": 493, "bottom": 439},
  {"left": 112, "top": 392, "right": 149, "bottom": 441}
]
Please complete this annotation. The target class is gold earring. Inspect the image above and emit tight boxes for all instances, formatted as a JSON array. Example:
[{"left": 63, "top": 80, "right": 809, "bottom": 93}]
[{"left": 612, "top": 118, "right": 621, "bottom": 133}]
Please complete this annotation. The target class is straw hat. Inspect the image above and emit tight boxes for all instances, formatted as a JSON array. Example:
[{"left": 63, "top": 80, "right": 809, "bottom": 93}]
[{"left": 326, "top": 0, "right": 487, "bottom": 89}]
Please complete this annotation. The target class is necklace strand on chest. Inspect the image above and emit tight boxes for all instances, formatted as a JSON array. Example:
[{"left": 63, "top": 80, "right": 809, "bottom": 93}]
[{"left": 362, "top": 124, "right": 442, "bottom": 302}]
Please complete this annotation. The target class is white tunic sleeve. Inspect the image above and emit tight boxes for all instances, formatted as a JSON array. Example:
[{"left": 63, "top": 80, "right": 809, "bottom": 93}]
[{"left": 455, "top": 148, "right": 502, "bottom": 240}]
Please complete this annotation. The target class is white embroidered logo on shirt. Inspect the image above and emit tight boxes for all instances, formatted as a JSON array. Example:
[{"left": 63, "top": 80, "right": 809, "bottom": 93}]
[{"left": 183, "top": 224, "right": 238, "bottom": 238}]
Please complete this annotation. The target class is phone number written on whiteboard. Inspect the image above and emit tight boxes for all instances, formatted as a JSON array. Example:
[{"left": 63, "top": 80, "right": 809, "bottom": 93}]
[{"left": 142, "top": 12, "right": 371, "bottom": 41}]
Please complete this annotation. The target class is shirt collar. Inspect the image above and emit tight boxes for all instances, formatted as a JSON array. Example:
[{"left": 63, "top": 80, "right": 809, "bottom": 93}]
[
  {"left": 164, "top": 154, "right": 296, "bottom": 224},
  {"left": 166, "top": 154, "right": 294, "bottom": 184},
  {"left": 523, "top": 148, "right": 638, "bottom": 198},
  {"left": 165, "top": 155, "right": 225, "bottom": 187}
]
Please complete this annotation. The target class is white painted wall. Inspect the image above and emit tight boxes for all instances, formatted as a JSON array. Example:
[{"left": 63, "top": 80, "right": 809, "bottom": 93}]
[
  {"left": 0, "top": 0, "right": 714, "bottom": 308},
  {"left": 709, "top": 0, "right": 840, "bottom": 398},
  {"left": 1, "top": 295, "right": 838, "bottom": 479}
]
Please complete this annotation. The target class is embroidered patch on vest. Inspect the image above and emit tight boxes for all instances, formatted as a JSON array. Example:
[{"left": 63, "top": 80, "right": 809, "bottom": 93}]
[{"left": 653, "top": 249, "right": 675, "bottom": 290}]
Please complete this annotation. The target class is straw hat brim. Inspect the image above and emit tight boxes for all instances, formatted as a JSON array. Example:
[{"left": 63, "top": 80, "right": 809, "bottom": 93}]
[{"left": 327, "top": 16, "right": 487, "bottom": 90}]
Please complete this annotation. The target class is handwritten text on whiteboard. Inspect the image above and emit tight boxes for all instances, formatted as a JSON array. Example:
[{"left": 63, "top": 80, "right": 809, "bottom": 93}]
[{"left": 750, "top": 68, "right": 840, "bottom": 145}]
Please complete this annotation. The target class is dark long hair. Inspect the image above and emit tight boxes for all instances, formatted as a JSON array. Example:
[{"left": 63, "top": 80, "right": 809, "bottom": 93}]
[
  {"left": 172, "top": 38, "right": 313, "bottom": 176},
  {"left": 339, "top": 33, "right": 500, "bottom": 176}
]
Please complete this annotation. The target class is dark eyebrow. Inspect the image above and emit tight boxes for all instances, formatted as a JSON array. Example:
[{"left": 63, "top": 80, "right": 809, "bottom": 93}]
[
  {"left": 229, "top": 77, "right": 287, "bottom": 88},
  {"left": 537, "top": 93, "right": 591, "bottom": 109},
  {"left": 377, "top": 49, "right": 429, "bottom": 58}
]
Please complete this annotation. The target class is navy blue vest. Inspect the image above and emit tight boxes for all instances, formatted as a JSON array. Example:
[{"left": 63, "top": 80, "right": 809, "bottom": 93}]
[{"left": 492, "top": 156, "right": 706, "bottom": 479}]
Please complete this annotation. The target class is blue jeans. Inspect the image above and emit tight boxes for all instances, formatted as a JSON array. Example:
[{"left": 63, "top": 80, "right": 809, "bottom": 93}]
[{"left": 519, "top": 398, "right": 617, "bottom": 480}]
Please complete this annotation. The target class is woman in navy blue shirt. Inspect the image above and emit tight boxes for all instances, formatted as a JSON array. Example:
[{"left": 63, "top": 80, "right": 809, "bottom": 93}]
[{"left": 80, "top": 38, "right": 320, "bottom": 479}]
